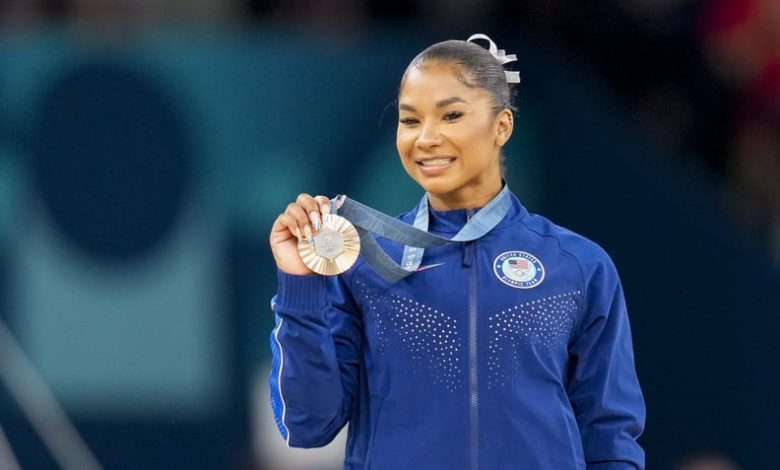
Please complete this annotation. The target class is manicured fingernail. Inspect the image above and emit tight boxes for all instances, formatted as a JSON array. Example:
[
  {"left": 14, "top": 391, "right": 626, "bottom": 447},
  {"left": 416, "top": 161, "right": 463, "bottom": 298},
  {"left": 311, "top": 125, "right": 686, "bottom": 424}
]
[
  {"left": 310, "top": 211, "right": 321, "bottom": 231},
  {"left": 304, "top": 225, "right": 313, "bottom": 241},
  {"left": 294, "top": 227, "right": 302, "bottom": 241},
  {"left": 321, "top": 204, "right": 330, "bottom": 215}
]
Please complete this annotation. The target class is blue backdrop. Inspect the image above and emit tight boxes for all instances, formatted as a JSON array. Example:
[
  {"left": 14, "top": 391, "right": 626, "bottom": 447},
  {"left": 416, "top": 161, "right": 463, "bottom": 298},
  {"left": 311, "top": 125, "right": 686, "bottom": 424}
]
[{"left": 0, "top": 29, "right": 777, "bottom": 469}]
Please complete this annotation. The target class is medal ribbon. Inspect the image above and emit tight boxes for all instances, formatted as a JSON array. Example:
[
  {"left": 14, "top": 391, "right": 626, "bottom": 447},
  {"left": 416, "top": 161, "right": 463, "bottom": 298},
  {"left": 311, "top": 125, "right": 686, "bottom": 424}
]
[{"left": 334, "top": 184, "right": 511, "bottom": 283}]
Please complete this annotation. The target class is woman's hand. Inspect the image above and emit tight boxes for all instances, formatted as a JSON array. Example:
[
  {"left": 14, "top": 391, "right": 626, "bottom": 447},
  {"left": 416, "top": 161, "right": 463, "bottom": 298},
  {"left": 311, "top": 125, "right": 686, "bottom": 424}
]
[{"left": 270, "top": 193, "right": 332, "bottom": 275}]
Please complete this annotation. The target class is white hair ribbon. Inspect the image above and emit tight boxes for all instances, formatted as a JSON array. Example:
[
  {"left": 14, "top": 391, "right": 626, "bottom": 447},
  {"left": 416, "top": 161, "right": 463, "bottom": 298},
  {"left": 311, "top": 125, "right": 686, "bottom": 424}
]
[{"left": 467, "top": 33, "right": 521, "bottom": 84}]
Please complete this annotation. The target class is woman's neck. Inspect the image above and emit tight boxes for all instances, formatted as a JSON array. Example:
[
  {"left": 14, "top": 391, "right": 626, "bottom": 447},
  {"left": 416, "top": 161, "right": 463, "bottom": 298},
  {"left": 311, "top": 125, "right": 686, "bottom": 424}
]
[{"left": 427, "top": 179, "right": 503, "bottom": 211}]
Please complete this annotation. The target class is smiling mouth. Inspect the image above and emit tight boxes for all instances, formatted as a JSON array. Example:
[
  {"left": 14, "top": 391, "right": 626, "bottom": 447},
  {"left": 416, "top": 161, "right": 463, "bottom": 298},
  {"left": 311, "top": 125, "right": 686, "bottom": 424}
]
[{"left": 416, "top": 157, "right": 455, "bottom": 167}]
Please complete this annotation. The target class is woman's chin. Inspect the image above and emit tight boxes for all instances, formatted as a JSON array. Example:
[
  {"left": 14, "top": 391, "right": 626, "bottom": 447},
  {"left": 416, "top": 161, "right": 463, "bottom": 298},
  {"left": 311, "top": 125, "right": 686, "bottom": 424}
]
[{"left": 418, "top": 179, "right": 456, "bottom": 196}]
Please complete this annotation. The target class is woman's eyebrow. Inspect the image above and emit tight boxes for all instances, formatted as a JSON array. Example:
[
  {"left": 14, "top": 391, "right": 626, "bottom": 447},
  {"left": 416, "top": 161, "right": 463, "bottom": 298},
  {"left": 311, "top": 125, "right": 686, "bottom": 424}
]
[
  {"left": 436, "top": 96, "right": 466, "bottom": 107},
  {"left": 398, "top": 97, "right": 467, "bottom": 112}
]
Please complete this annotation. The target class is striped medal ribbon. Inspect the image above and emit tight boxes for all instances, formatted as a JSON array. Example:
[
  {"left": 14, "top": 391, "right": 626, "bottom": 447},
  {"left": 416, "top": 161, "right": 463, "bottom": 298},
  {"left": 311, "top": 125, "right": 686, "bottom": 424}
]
[{"left": 326, "top": 184, "right": 512, "bottom": 283}]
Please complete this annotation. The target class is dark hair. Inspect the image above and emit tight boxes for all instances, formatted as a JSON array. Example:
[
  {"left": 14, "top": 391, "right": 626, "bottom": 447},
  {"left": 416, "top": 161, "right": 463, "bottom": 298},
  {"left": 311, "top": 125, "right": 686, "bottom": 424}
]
[{"left": 400, "top": 39, "right": 517, "bottom": 113}]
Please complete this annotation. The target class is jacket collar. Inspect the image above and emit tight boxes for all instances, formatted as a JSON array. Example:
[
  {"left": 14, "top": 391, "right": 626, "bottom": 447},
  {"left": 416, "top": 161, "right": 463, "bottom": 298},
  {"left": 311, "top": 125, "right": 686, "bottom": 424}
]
[{"left": 424, "top": 190, "right": 528, "bottom": 237}]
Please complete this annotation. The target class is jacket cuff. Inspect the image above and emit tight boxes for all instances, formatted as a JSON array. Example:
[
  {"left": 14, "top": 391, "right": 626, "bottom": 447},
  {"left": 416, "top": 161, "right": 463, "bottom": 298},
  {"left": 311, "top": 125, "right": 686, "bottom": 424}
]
[{"left": 275, "top": 270, "right": 329, "bottom": 312}]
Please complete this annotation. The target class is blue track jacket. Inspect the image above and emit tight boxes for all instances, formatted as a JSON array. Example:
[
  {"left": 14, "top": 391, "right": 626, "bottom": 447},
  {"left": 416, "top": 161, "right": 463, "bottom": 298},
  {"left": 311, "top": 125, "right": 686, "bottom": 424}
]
[{"left": 269, "top": 191, "right": 645, "bottom": 469}]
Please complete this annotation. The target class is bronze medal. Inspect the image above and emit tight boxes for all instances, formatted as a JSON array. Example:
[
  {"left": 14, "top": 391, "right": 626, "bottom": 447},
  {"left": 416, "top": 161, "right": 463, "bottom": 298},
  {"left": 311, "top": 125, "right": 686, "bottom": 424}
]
[{"left": 297, "top": 214, "right": 360, "bottom": 275}]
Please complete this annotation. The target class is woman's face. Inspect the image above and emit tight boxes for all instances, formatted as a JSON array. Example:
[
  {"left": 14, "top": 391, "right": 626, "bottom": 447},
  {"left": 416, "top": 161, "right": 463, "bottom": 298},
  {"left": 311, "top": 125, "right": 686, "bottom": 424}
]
[{"left": 396, "top": 60, "right": 512, "bottom": 209}]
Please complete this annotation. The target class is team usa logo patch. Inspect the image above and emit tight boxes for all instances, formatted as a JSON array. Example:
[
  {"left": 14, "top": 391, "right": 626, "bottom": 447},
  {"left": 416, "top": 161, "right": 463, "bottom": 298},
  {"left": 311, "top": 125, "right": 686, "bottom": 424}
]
[{"left": 493, "top": 251, "right": 545, "bottom": 289}]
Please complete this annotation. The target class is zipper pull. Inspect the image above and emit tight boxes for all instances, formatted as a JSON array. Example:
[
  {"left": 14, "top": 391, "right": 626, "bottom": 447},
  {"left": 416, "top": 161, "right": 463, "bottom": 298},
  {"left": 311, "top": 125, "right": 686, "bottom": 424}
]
[
  {"left": 463, "top": 209, "right": 476, "bottom": 267},
  {"left": 462, "top": 241, "right": 474, "bottom": 267}
]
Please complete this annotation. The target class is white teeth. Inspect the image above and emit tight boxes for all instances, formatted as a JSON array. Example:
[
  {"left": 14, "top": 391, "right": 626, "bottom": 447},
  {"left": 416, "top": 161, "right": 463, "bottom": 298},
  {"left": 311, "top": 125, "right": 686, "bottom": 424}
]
[{"left": 419, "top": 158, "right": 454, "bottom": 167}]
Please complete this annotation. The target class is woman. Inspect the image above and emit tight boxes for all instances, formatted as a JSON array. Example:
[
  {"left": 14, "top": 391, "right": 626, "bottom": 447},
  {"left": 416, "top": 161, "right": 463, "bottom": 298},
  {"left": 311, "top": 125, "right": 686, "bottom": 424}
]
[{"left": 268, "top": 34, "right": 645, "bottom": 469}]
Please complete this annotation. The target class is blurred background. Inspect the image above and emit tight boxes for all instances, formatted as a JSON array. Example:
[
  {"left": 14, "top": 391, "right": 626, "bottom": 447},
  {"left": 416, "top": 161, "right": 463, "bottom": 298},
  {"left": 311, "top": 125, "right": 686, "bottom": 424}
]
[{"left": 0, "top": 0, "right": 778, "bottom": 469}]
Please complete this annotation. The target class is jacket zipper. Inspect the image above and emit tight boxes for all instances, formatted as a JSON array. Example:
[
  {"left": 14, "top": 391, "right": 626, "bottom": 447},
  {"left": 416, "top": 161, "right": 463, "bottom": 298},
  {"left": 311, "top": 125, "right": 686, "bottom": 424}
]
[{"left": 464, "top": 208, "right": 479, "bottom": 470}]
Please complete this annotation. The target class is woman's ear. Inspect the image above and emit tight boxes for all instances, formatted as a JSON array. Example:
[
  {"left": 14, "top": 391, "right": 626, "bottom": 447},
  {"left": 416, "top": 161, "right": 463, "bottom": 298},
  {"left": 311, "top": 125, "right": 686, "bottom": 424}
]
[{"left": 495, "top": 108, "right": 514, "bottom": 147}]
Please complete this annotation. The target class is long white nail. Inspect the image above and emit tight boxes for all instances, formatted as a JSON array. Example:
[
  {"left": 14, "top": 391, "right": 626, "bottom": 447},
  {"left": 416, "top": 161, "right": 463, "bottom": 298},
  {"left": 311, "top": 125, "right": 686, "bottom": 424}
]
[{"left": 310, "top": 211, "right": 321, "bottom": 231}]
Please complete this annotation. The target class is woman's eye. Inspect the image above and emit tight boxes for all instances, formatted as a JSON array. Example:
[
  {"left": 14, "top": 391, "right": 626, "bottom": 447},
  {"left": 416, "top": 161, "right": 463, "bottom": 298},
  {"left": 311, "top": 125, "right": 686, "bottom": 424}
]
[
  {"left": 443, "top": 111, "right": 463, "bottom": 121},
  {"left": 399, "top": 117, "right": 419, "bottom": 125}
]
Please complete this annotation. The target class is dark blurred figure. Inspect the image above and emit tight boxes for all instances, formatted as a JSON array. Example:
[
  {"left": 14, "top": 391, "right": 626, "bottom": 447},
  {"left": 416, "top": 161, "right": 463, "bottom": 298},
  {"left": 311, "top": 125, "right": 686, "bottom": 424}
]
[
  {"left": 671, "top": 451, "right": 743, "bottom": 470},
  {"left": 698, "top": 0, "right": 779, "bottom": 87},
  {"left": 699, "top": 0, "right": 780, "bottom": 262},
  {"left": 726, "top": 60, "right": 780, "bottom": 261}
]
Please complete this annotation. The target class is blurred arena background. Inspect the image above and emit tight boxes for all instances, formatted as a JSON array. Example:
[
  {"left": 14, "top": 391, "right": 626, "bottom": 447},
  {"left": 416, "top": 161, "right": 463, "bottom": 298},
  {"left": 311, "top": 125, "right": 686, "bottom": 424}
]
[{"left": 0, "top": 0, "right": 778, "bottom": 469}]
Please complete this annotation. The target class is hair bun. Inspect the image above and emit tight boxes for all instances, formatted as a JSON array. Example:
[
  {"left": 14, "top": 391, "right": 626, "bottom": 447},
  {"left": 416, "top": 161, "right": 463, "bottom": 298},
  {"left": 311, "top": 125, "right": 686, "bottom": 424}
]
[{"left": 466, "top": 33, "right": 521, "bottom": 84}]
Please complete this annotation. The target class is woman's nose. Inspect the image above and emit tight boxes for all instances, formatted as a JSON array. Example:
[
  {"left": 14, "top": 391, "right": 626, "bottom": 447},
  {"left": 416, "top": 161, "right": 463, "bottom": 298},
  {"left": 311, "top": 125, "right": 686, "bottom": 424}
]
[{"left": 416, "top": 123, "right": 443, "bottom": 150}]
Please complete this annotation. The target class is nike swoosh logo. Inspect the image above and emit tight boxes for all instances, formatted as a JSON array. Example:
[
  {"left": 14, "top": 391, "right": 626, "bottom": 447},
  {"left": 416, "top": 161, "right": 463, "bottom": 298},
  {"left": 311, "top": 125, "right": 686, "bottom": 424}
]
[{"left": 415, "top": 262, "right": 445, "bottom": 272}]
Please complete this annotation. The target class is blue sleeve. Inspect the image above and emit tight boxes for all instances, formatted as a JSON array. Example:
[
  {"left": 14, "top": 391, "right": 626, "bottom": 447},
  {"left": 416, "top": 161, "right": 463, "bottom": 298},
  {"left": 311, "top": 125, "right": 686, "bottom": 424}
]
[
  {"left": 268, "top": 269, "right": 362, "bottom": 448},
  {"left": 567, "top": 254, "right": 646, "bottom": 470}
]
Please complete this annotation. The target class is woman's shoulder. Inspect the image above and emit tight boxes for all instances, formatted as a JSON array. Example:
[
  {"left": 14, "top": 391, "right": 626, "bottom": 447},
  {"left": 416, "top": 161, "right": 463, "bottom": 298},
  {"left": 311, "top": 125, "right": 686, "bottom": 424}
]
[{"left": 518, "top": 210, "right": 617, "bottom": 274}]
